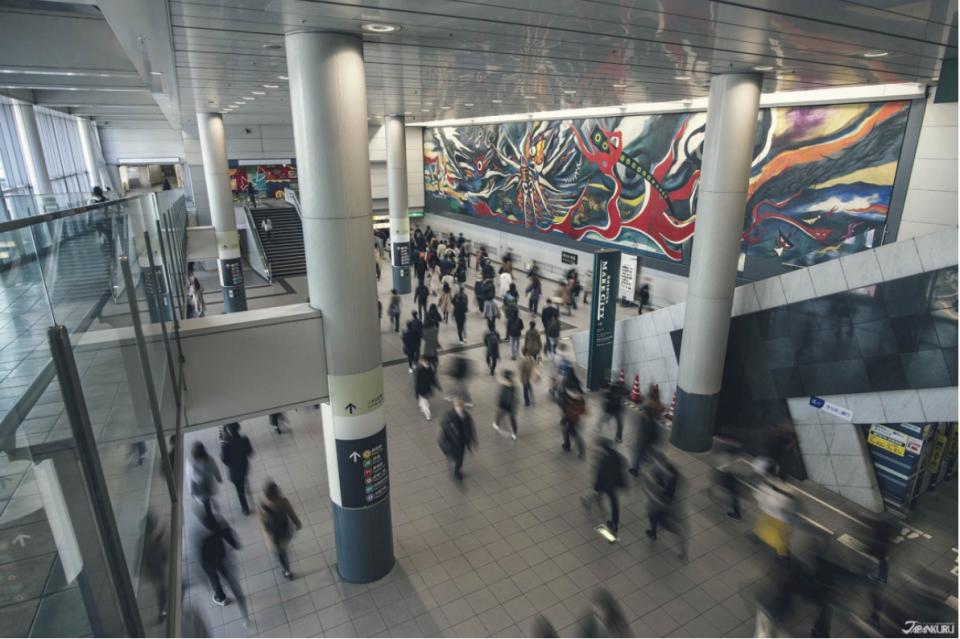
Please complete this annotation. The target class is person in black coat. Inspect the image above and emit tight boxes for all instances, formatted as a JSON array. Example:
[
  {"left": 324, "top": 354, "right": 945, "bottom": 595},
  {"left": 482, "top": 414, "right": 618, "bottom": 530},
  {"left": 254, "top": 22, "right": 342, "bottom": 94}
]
[
  {"left": 197, "top": 512, "right": 248, "bottom": 615},
  {"left": 484, "top": 329, "right": 501, "bottom": 375},
  {"left": 582, "top": 438, "right": 627, "bottom": 533},
  {"left": 638, "top": 283, "right": 650, "bottom": 314},
  {"left": 629, "top": 401, "right": 662, "bottom": 476},
  {"left": 414, "top": 357, "right": 441, "bottom": 421},
  {"left": 598, "top": 379, "right": 628, "bottom": 442},
  {"left": 452, "top": 287, "right": 469, "bottom": 344},
  {"left": 219, "top": 423, "right": 254, "bottom": 515},
  {"left": 402, "top": 320, "right": 420, "bottom": 372},
  {"left": 439, "top": 398, "right": 476, "bottom": 480},
  {"left": 414, "top": 282, "right": 430, "bottom": 320}
]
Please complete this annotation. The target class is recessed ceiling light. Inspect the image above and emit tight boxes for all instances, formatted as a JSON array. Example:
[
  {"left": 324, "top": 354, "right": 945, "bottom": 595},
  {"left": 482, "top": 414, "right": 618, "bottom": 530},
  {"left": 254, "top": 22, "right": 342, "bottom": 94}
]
[
  {"left": 754, "top": 65, "right": 775, "bottom": 71},
  {"left": 464, "top": 103, "right": 474, "bottom": 107},
  {"left": 863, "top": 51, "right": 888, "bottom": 58},
  {"left": 674, "top": 75, "right": 691, "bottom": 80},
  {"left": 612, "top": 83, "right": 627, "bottom": 88},
  {"left": 252, "top": 90, "right": 266, "bottom": 95},
  {"left": 263, "top": 84, "right": 279, "bottom": 89},
  {"left": 150, "top": 71, "right": 163, "bottom": 76},
  {"left": 524, "top": 95, "right": 535, "bottom": 99},
  {"left": 491, "top": 99, "right": 502, "bottom": 103},
  {"left": 403, "top": 111, "right": 412, "bottom": 115},
  {"left": 562, "top": 89, "right": 576, "bottom": 94},
  {"left": 440, "top": 105, "right": 450, "bottom": 109},
  {"left": 242, "top": 96, "right": 255, "bottom": 101},
  {"left": 422, "top": 108, "right": 431, "bottom": 112},
  {"left": 262, "top": 43, "right": 283, "bottom": 50},
  {"left": 362, "top": 23, "right": 401, "bottom": 33},
  {"left": 277, "top": 75, "right": 288, "bottom": 80}
]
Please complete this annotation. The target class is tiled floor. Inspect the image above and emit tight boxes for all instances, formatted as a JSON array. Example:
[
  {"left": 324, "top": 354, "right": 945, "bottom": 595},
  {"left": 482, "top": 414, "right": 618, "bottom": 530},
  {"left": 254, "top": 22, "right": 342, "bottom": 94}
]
[{"left": 180, "top": 267, "right": 960, "bottom": 638}]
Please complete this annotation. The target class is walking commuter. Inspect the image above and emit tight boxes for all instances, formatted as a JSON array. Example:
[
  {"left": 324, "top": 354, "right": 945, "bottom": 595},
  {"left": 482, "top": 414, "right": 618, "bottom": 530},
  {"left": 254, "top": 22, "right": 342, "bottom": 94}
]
[
  {"left": 493, "top": 370, "right": 519, "bottom": 440},
  {"left": 262, "top": 217, "right": 273, "bottom": 242},
  {"left": 402, "top": 320, "right": 420, "bottom": 373},
  {"left": 484, "top": 328, "right": 501, "bottom": 375},
  {"left": 422, "top": 319, "right": 441, "bottom": 372},
  {"left": 638, "top": 283, "right": 650, "bottom": 314},
  {"left": 518, "top": 353, "right": 539, "bottom": 407},
  {"left": 628, "top": 401, "right": 662, "bottom": 476},
  {"left": 415, "top": 356, "right": 441, "bottom": 421},
  {"left": 427, "top": 263, "right": 442, "bottom": 297},
  {"left": 598, "top": 378, "right": 628, "bottom": 442},
  {"left": 499, "top": 269, "right": 513, "bottom": 299},
  {"left": 426, "top": 303, "right": 442, "bottom": 329},
  {"left": 198, "top": 512, "right": 247, "bottom": 616},
  {"left": 582, "top": 438, "right": 626, "bottom": 534},
  {"left": 526, "top": 273, "right": 542, "bottom": 315},
  {"left": 507, "top": 312, "right": 524, "bottom": 360},
  {"left": 188, "top": 275, "right": 206, "bottom": 319},
  {"left": 544, "top": 307, "right": 560, "bottom": 356},
  {"left": 438, "top": 398, "right": 476, "bottom": 480},
  {"left": 257, "top": 481, "right": 302, "bottom": 580},
  {"left": 189, "top": 441, "right": 222, "bottom": 518},
  {"left": 220, "top": 423, "right": 254, "bottom": 516},
  {"left": 415, "top": 281, "right": 430, "bottom": 320},
  {"left": 245, "top": 182, "right": 257, "bottom": 208},
  {"left": 483, "top": 297, "right": 500, "bottom": 333},
  {"left": 452, "top": 286, "right": 469, "bottom": 344},
  {"left": 560, "top": 375, "right": 587, "bottom": 458},
  {"left": 438, "top": 282, "right": 453, "bottom": 323},
  {"left": 642, "top": 449, "right": 686, "bottom": 559},
  {"left": 387, "top": 289, "right": 401, "bottom": 332},
  {"left": 523, "top": 321, "right": 542, "bottom": 362},
  {"left": 268, "top": 411, "right": 285, "bottom": 434},
  {"left": 578, "top": 589, "right": 631, "bottom": 637}
]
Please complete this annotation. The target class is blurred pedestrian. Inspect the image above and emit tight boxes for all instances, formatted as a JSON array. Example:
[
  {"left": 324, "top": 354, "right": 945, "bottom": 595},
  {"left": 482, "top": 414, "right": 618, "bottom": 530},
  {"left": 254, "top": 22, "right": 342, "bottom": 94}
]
[
  {"left": 189, "top": 441, "right": 222, "bottom": 518},
  {"left": 638, "top": 283, "right": 650, "bottom": 314},
  {"left": 447, "top": 355, "right": 474, "bottom": 407},
  {"left": 578, "top": 588, "right": 631, "bottom": 637},
  {"left": 523, "top": 320, "right": 542, "bottom": 362},
  {"left": 415, "top": 281, "right": 430, "bottom": 320},
  {"left": 220, "top": 423, "right": 254, "bottom": 516},
  {"left": 422, "top": 317, "right": 440, "bottom": 371},
  {"left": 545, "top": 308, "right": 561, "bottom": 356},
  {"left": 598, "top": 377, "right": 628, "bottom": 442},
  {"left": 628, "top": 400, "right": 662, "bottom": 477},
  {"left": 387, "top": 289, "right": 401, "bottom": 332},
  {"left": 499, "top": 269, "right": 513, "bottom": 298},
  {"left": 582, "top": 438, "right": 626, "bottom": 535},
  {"left": 268, "top": 411, "right": 285, "bottom": 434},
  {"left": 484, "top": 328, "right": 501, "bottom": 375},
  {"left": 560, "top": 375, "right": 587, "bottom": 458},
  {"left": 526, "top": 273, "right": 542, "bottom": 315},
  {"left": 452, "top": 286, "right": 469, "bottom": 344},
  {"left": 415, "top": 356, "right": 441, "bottom": 421},
  {"left": 426, "top": 302, "right": 442, "bottom": 328},
  {"left": 493, "top": 370, "right": 519, "bottom": 440},
  {"left": 642, "top": 449, "right": 686, "bottom": 559},
  {"left": 402, "top": 320, "right": 420, "bottom": 373},
  {"left": 518, "top": 352, "right": 539, "bottom": 407},
  {"left": 438, "top": 282, "right": 453, "bottom": 322},
  {"left": 483, "top": 296, "right": 500, "bottom": 333},
  {"left": 257, "top": 481, "right": 302, "bottom": 580},
  {"left": 439, "top": 398, "right": 476, "bottom": 480},
  {"left": 142, "top": 512, "right": 168, "bottom": 622},
  {"left": 507, "top": 311, "right": 524, "bottom": 359},
  {"left": 198, "top": 511, "right": 247, "bottom": 616}
]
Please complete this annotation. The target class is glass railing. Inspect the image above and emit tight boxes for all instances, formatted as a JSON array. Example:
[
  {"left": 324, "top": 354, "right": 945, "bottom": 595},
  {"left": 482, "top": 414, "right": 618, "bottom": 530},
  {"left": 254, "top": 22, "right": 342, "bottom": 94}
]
[{"left": 0, "top": 191, "right": 188, "bottom": 637}]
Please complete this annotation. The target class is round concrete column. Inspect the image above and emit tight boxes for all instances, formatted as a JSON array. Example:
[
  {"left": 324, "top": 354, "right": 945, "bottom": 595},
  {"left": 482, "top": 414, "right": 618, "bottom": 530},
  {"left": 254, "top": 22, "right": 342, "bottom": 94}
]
[
  {"left": 286, "top": 30, "right": 394, "bottom": 583},
  {"left": 672, "top": 73, "right": 761, "bottom": 452},
  {"left": 13, "top": 102, "right": 53, "bottom": 197},
  {"left": 196, "top": 112, "right": 246, "bottom": 312},
  {"left": 385, "top": 116, "right": 412, "bottom": 294},
  {"left": 77, "top": 118, "right": 100, "bottom": 191}
]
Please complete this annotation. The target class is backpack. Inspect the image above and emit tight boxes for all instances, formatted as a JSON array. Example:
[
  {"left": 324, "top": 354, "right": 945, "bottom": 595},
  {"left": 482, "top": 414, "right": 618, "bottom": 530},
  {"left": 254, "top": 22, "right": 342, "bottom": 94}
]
[{"left": 261, "top": 503, "right": 291, "bottom": 542}]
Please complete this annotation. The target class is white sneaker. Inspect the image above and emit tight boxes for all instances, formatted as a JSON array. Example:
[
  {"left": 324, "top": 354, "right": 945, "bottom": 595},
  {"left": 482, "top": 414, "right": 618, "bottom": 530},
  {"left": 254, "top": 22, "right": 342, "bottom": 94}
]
[
  {"left": 492, "top": 423, "right": 500, "bottom": 431},
  {"left": 511, "top": 433, "right": 517, "bottom": 441},
  {"left": 408, "top": 368, "right": 414, "bottom": 373}
]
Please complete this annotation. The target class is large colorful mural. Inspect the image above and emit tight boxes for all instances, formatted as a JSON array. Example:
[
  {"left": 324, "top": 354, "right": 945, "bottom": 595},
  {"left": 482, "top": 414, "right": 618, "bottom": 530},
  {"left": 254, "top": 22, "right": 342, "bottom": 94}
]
[
  {"left": 423, "top": 101, "right": 911, "bottom": 267},
  {"left": 228, "top": 162, "right": 297, "bottom": 200}
]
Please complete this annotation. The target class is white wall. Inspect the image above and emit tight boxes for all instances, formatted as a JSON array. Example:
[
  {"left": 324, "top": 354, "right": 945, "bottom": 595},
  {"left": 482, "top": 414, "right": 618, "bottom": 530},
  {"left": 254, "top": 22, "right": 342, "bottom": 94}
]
[{"left": 897, "top": 89, "right": 958, "bottom": 240}]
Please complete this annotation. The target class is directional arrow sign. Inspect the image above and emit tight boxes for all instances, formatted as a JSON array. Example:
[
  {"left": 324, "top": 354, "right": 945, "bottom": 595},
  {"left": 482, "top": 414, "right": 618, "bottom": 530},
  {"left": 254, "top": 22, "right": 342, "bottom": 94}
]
[
  {"left": 349, "top": 451, "right": 361, "bottom": 463},
  {"left": 345, "top": 403, "right": 357, "bottom": 414},
  {"left": 12, "top": 533, "right": 30, "bottom": 547}
]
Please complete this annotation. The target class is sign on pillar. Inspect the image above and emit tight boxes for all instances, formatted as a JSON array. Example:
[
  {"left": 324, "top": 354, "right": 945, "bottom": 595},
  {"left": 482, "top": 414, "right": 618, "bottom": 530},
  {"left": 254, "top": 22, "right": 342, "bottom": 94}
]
[
  {"left": 216, "top": 230, "right": 247, "bottom": 312},
  {"left": 320, "top": 367, "right": 394, "bottom": 582},
  {"left": 586, "top": 249, "right": 620, "bottom": 391},
  {"left": 390, "top": 216, "right": 412, "bottom": 294}
]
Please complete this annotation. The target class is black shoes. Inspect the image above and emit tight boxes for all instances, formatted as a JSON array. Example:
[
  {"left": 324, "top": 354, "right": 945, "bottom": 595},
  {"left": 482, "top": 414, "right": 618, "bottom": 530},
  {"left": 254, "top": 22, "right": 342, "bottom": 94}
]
[{"left": 645, "top": 529, "right": 656, "bottom": 541}]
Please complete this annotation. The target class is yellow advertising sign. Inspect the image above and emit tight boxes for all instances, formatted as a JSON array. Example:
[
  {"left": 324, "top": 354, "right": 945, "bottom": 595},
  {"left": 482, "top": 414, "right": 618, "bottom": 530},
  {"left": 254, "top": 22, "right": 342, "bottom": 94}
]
[{"left": 868, "top": 432, "right": 906, "bottom": 457}]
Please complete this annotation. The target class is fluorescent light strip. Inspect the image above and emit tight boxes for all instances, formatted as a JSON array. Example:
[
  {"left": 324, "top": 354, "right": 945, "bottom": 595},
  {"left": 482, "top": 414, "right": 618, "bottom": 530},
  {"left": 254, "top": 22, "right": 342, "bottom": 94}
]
[{"left": 411, "top": 82, "right": 925, "bottom": 128}]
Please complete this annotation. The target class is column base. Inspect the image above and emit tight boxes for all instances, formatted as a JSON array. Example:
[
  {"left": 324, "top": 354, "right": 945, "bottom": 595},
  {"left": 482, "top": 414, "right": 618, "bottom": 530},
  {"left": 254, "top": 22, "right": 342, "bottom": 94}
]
[
  {"left": 669, "top": 387, "right": 718, "bottom": 452},
  {"left": 392, "top": 266, "right": 411, "bottom": 295},
  {"left": 221, "top": 286, "right": 247, "bottom": 313},
  {"left": 331, "top": 498, "right": 395, "bottom": 583}
]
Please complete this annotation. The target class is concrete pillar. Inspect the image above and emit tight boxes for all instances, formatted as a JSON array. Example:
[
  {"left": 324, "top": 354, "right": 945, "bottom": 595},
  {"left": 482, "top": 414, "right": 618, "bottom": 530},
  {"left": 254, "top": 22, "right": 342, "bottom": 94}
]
[
  {"left": 286, "top": 30, "right": 394, "bottom": 583},
  {"left": 196, "top": 112, "right": 246, "bottom": 312},
  {"left": 385, "top": 116, "right": 412, "bottom": 293},
  {"left": 13, "top": 102, "right": 53, "bottom": 198},
  {"left": 672, "top": 73, "right": 762, "bottom": 452},
  {"left": 77, "top": 118, "right": 100, "bottom": 191}
]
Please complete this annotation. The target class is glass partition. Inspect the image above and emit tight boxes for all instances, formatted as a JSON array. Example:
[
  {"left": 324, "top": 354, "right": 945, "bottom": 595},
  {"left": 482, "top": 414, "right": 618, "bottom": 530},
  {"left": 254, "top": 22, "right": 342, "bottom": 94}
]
[{"left": 0, "top": 192, "right": 189, "bottom": 636}]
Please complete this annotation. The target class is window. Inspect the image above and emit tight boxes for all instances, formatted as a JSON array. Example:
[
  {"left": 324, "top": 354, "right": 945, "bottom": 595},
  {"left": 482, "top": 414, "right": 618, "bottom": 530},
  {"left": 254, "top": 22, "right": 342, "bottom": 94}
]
[
  {"left": 0, "top": 103, "right": 32, "bottom": 198},
  {"left": 35, "top": 107, "right": 91, "bottom": 195}
]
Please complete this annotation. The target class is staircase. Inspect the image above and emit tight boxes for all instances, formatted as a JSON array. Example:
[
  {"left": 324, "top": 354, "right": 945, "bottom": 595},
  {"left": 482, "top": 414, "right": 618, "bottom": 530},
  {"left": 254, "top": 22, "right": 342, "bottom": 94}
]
[
  {"left": 249, "top": 207, "right": 305, "bottom": 277},
  {"left": 46, "top": 221, "right": 113, "bottom": 306}
]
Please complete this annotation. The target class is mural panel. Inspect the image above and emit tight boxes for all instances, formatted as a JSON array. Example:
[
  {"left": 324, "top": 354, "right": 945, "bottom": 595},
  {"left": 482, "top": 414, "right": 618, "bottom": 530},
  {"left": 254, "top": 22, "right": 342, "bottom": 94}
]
[
  {"left": 423, "top": 101, "right": 910, "bottom": 267},
  {"left": 228, "top": 162, "right": 297, "bottom": 200}
]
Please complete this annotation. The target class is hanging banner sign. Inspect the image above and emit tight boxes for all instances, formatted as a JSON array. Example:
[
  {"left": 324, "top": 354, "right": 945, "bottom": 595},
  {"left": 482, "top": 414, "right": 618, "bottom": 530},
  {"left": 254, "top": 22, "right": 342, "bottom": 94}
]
[
  {"left": 619, "top": 253, "right": 638, "bottom": 302},
  {"left": 586, "top": 249, "right": 620, "bottom": 391},
  {"left": 809, "top": 396, "right": 854, "bottom": 422}
]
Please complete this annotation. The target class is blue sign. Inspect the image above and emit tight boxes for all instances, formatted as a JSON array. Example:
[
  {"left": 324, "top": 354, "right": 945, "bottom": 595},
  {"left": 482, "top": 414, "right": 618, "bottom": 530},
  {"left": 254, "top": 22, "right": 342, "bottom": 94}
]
[{"left": 809, "top": 396, "right": 825, "bottom": 409}]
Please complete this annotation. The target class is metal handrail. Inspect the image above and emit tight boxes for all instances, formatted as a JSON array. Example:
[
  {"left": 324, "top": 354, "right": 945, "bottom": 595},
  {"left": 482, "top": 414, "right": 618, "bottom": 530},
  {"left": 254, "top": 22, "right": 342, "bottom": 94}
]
[
  {"left": 284, "top": 187, "right": 303, "bottom": 219},
  {"left": 242, "top": 205, "right": 273, "bottom": 283},
  {"left": 0, "top": 195, "right": 139, "bottom": 233}
]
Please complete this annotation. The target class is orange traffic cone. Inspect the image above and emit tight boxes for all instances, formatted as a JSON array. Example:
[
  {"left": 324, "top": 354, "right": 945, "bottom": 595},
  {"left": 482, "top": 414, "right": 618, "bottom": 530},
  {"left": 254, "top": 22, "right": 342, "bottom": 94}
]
[
  {"left": 618, "top": 368, "right": 625, "bottom": 386},
  {"left": 665, "top": 391, "right": 677, "bottom": 419},
  {"left": 629, "top": 374, "right": 640, "bottom": 403}
]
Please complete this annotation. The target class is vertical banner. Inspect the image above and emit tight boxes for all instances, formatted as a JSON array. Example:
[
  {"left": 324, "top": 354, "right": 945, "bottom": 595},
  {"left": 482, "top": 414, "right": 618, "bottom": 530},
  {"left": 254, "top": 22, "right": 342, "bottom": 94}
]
[
  {"left": 586, "top": 249, "right": 620, "bottom": 391},
  {"left": 619, "top": 253, "right": 638, "bottom": 303},
  {"left": 389, "top": 215, "right": 412, "bottom": 294}
]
